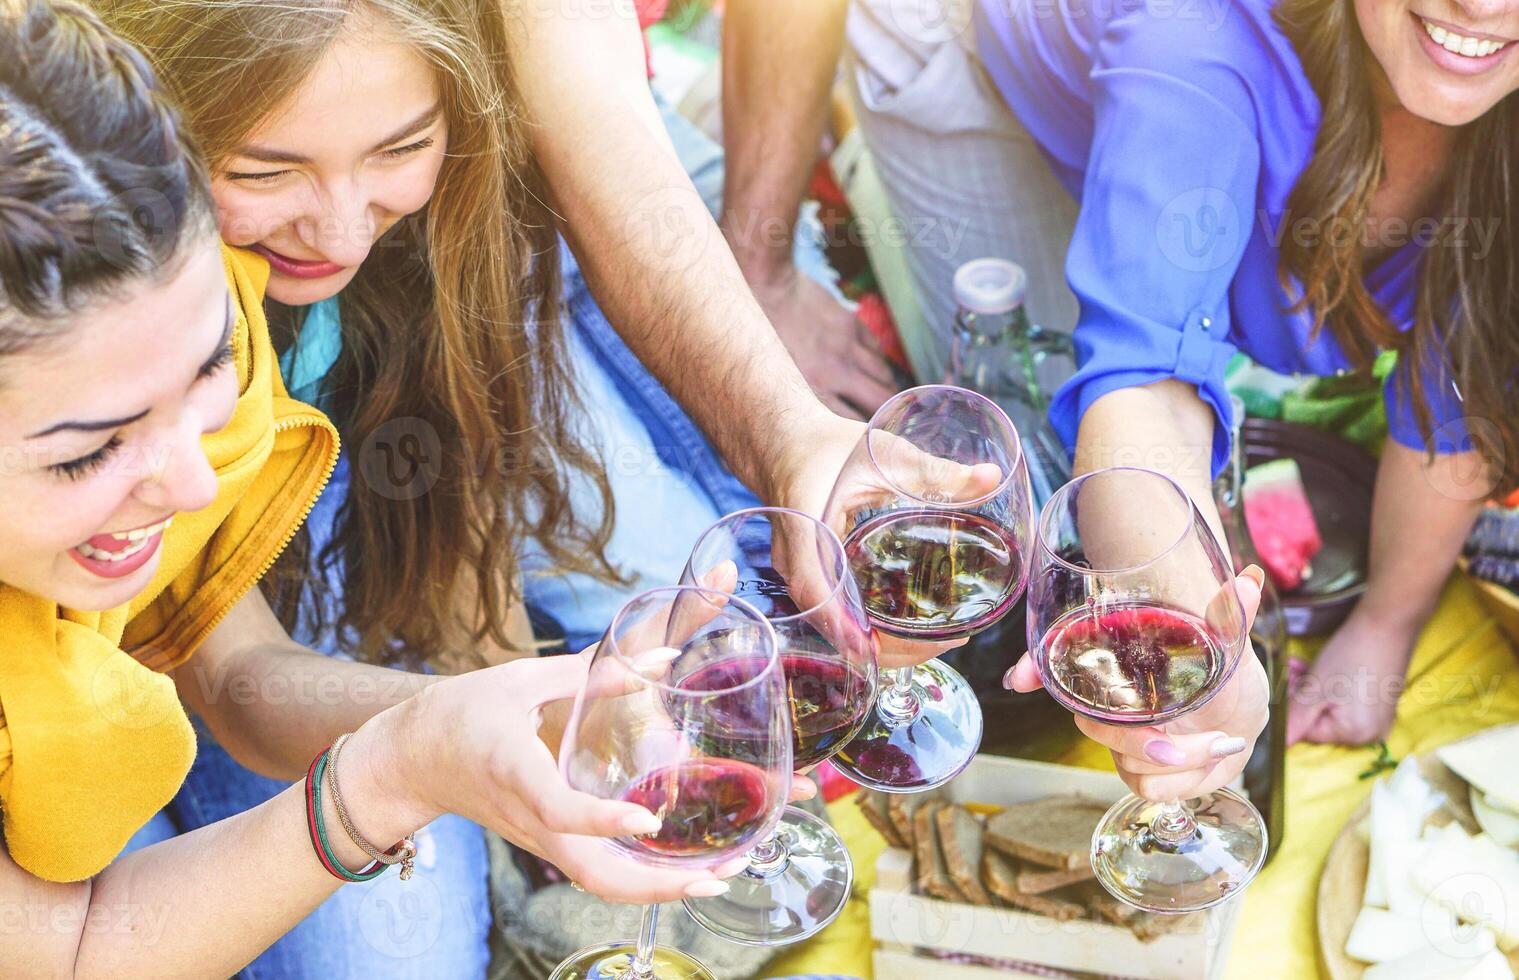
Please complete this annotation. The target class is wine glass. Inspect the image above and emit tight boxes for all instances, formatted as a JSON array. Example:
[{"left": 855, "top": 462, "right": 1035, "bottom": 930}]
[
  {"left": 679, "top": 507, "right": 878, "bottom": 945},
  {"left": 1025, "top": 466, "right": 1268, "bottom": 913},
  {"left": 824, "top": 385, "right": 1033, "bottom": 792},
  {"left": 551, "top": 586, "right": 791, "bottom": 980}
]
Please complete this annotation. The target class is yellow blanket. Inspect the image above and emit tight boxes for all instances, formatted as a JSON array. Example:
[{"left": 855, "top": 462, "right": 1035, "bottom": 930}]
[{"left": 775, "top": 573, "right": 1519, "bottom": 978}]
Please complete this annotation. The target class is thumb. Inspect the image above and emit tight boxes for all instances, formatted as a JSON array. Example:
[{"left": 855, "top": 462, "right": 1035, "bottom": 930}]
[
  {"left": 1236, "top": 565, "right": 1265, "bottom": 633},
  {"left": 1003, "top": 652, "right": 1044, "bottom": 693},
  {"left": 1286, "top": 687, "right": 1326, "bottom": 746}
]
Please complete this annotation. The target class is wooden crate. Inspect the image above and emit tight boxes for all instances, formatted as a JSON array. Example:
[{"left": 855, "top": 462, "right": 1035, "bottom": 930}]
[{"left": 869, "top": 755, "right": 1243, "bottom": 980}]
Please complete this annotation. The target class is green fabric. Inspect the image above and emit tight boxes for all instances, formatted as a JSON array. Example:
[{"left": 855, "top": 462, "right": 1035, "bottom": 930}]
[{"left": 1279, "top": 350, "right": 1398, "bottom": 456}]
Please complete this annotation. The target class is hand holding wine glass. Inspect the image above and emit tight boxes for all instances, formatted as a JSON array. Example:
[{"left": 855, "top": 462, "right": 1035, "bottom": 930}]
[
  {"left": 551, "top": 586, "right": 792, "bottom": 980},
  {"left": 1022, "top": 466, "right": 1269, "bottom": 913},
  {"left": 825, "top": 385, "right": 1034, "bottom": 793},
  {"left": 1006, "top": 566, "right": 1269, "bottom": 800}
]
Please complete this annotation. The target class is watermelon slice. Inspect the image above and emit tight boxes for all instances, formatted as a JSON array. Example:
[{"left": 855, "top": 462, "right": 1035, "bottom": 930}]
[{"left": 1244, "top": 458, "right": 1323, "bottom": 592}]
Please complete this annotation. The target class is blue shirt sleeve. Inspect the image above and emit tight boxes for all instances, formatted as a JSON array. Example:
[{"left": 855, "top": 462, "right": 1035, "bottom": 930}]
[
  {"left": 1384, "top": 338, "right": 1472, "bottom": 454},
  {"left": 1047, "top": 32, "right": 1265, "bottom": 479}
]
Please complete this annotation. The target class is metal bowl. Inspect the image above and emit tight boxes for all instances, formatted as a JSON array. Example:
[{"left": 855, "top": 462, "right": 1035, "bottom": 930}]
[{"left": 1242, "top": 419, "right": 1377, "bottom": 636}]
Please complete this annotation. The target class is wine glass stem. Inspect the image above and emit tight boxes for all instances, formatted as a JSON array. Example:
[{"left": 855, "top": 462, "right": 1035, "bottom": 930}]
[
  {"left": 630, "top": 903, "right": 659, "bottom": 979},
  {"left": 1150, "top": 798, "right": 1199, "bottom": 847},
  {"left": 746, "top": 830, "right": 791, "bottom": 878},
  {"left": 876, "top": 665, "right": 921, "bottom": 726}
]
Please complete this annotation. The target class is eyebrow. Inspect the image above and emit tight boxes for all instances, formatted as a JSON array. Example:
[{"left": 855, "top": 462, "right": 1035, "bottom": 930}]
[
  {"left": 235, "top": 103, "right": 443, "bottom": 166},
  {"left": 26, "top": 300, "right": 236, "bottom": 440}
]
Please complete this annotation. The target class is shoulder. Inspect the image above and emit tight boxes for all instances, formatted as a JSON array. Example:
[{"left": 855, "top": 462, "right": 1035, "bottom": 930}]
[{"left": 1093, "top": 0, "right": 1320, "bottom": 135}]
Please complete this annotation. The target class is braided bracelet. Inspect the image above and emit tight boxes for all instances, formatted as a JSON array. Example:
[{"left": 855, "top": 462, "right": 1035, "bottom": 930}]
[
  {"left": 327, "top": 733, "right": 417, "bottom": 880},
  {"left": 303, "top": 746, "right": 387, "bottom": 883}
]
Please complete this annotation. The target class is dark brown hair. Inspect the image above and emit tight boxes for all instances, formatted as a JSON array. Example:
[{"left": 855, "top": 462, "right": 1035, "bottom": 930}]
[
  {"left": 1275, "top": 0, "right": 1518, "bottom": 495},
  {"left": 0, "top": 0, "right": 213, "bottom": 359},
  {"left": 99, "top": 0, "right": 619, "bottom": 668}
]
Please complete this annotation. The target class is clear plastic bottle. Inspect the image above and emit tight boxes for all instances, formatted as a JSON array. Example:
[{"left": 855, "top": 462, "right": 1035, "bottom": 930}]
[
  {"left": 944, "top": 258, "right": 1073, "bottom": 506},
  {"left": 1215, "top": 395, "right": 1287, "bottom": 862}
]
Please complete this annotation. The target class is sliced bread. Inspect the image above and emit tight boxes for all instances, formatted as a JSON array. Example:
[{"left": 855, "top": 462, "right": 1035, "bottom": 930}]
[
  {"left": 855, "top": 790, "right": 906, "bottom": 848},
  {"left": 980, "top": 850, "right": 1086, "bottom": 920},
  {"left": 913, "top": 800, "right": 964, "bottom": 902},
  {"left": 984, "top": 794, "right": 1107, "bottom": 870},
  {"left": 935, "top": 805, "right": 993, "bottom": 905}
]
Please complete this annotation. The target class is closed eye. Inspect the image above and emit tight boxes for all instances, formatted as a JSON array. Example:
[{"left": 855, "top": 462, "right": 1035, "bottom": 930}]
[
  {"left": 49, "top": 435, "right": 124, "bottom": 481},
  {"left": 224, "top": 169, "right": 290, "bottom": 184},
  {"left": 381, "top": 137, "right": 434, "bottom": 160},
  {"left": 198, "top": 341, "right": 235, "bottom": 379}
]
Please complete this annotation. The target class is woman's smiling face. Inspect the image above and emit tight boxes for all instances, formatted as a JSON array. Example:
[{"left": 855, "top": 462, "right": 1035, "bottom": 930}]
[
  {"left": 212, "top": 6, "right": 447, "bottom": 306},
  {"left": 1357, "top": 0, "right": 1519, "bottom": 123},
  {"left": 0, "top": 237, "right": 238, "bottom": 612}
]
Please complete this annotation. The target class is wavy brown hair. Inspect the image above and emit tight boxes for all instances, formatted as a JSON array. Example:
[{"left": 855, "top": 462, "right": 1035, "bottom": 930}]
[
  {"left": 1275, "top": 0, "right": 1518, "bottom": 496},
  {"left": 97, "top": 0, "right": 619, "bottom": 668}
]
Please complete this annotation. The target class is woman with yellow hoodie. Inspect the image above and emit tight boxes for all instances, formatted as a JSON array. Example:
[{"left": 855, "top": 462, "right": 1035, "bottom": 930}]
[{"left": 0, "top": 2, "right": 739, "bottom": 973}]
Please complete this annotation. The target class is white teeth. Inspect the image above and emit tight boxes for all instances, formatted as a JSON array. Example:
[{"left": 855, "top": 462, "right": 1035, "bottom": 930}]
[
  {"left": 1423, "top": 17, "right": 1510, "bottom": 58},
  {"left": 87, "top": 516, "right": 174, "bottom": 560}
]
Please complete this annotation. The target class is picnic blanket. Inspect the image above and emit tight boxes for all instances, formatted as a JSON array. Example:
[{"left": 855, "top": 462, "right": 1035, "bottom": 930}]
[{"left": 774, "top": 572, "right": 1519, "bottom": 978}]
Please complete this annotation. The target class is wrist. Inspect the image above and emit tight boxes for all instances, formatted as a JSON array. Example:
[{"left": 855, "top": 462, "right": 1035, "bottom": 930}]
[
  {"left": 720, "top": 214, "right": 794, "bottom": 288},
  {"left": 342, "top": 697, "right": 444, "bottom": 838}
]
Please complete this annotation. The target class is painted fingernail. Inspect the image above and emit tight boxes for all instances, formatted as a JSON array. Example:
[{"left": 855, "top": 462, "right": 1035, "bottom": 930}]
[
  {"left": 1002, "top": 667, "right": 1017, "bottom": 690},
  {"left": 793, "top": 779, "right": 818, "bottom": 799},
  {"left": 1144, "top": 738, "right": 1186, "bottom": 765},
  {"left": 685, "top": 880, "right": 730, "bottom": 898},
  {"left": 1210, "top": 736, "right": 1248, "bottom": 759},
  {"left": 622, "top": 811, "right": 663, "bottom": 836}
]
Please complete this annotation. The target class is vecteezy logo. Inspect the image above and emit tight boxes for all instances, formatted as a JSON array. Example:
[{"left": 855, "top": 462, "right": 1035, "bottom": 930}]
[
  {"left": 623, "top": 184, "right": 715, "bottom": 272},
  {"left": 1157, "top": 187, "right": 1241, "bottom": 273},
  {"left": 880, "top": 0, "right": 974, "bottom": 43},
  {"left": 357, "top": 417, "right": 443, "bottom": 502},
  {"left": 92, "top": 655, "right": 177, "bottom": 731}
]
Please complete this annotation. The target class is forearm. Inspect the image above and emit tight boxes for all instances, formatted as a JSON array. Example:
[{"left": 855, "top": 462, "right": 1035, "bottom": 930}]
[
  {"left": 720, "top": 0, "right": 848, "bottom": 281},
  {"left": 176, "top": 641, "right": 435, "bottom": 780},
  {"left": 507, "top": 5, "right": 832, "bottom": 501},
  {"left": 5, "top": 705, "right": 431, "bottom": 979},
  {"left": 1074, "top": 379, "right": 1223, "bottom": 539},
  {"left": 1359, "top": 442, "right": 1482, "bottom": 630}
]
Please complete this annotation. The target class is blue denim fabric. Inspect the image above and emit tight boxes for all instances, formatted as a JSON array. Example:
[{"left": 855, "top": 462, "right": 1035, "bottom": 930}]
[{"left": 522, "top": 94, "right": 839, "bottom": 652}]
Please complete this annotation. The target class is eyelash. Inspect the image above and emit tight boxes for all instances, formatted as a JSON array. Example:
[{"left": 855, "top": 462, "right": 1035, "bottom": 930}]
[
  {"left": 224, "top": 137, "right": 435, "bottom": 183},
  {"left": 46, "top": 343, "right": 233, "bottom": 481},
  {"left": 50, "top": 435, "right": 123, "bottom": 481}
]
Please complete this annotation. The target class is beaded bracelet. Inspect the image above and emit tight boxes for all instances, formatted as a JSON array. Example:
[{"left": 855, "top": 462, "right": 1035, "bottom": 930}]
[{"left": 304, "top": 746, "right": 387, "bottom": 883}]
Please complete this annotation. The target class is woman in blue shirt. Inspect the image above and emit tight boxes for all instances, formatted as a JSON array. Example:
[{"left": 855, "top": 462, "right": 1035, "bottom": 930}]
[{"left": 979, "top": 0, "right": 1519, "bottom": 747}]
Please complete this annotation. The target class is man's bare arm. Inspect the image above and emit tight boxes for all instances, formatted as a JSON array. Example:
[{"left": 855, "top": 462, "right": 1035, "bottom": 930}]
[{"left": 505, "top": 4, "right": 837, "bottom": 501}]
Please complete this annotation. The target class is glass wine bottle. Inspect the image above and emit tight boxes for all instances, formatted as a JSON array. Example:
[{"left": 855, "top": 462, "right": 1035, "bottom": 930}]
[
  {"left": 1215, "top": 395, "right": 1287, "bottom": 862},
  {"left": 944, "top": 258, "right": 1073, "bottom": 507}
]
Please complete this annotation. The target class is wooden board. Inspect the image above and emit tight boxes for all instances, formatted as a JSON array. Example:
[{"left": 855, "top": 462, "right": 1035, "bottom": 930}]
[{"left": 1316, "top": 752, "right": 1519, "bottom": 978}]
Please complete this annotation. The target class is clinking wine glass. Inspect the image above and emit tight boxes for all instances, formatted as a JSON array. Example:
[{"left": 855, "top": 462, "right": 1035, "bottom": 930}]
[
  {"left": 551, "top": 586, "right": 792, "bottom": 980},
  {"left": 679, "top": 507, "right": 878, "bottom": 945},
  {"left": 1025, "top": 466, "right": 1268, "bottom": 913},
  {"left": 825, "top": 385, "right": 1033, "bottom": 793}
]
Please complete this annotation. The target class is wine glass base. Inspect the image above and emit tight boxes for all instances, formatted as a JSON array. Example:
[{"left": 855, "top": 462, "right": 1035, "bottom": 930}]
[
  {"left": 829, "top": 659, "right": 982, "bottom": 793},
  {"left": 683, "top": 806, "right": 853, "bottom": 947},
  {"left": 549, "top": 942, "right": 715, "bottom": 980},
  {"left": 1091, "top": 786, "right": 1268, "bottom": 914}
]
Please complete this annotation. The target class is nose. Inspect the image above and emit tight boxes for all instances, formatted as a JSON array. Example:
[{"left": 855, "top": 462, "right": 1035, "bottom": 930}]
[
  {"left": 293, "top": 177, "right": 378, "bottom": 268},
  {"left": 132, "top": 424, "right": 219, "bottom": 516},
  {"left": 1450, "top": 0, "right": 1515, "bottom": 29}
]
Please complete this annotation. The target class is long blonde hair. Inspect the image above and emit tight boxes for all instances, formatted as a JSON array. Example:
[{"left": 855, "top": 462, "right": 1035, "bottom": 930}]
[
  {"left": 1275, "top": 0, "right": 1518, "bottom": 495},
  {"left": 98, "top": 0, "right": 619, "bottom": 666}
]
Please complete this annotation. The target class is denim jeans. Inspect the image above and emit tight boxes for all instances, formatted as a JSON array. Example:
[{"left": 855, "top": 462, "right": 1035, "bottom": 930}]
[{"left": 522, "top": 94, "right": 840, "bottom": 652}]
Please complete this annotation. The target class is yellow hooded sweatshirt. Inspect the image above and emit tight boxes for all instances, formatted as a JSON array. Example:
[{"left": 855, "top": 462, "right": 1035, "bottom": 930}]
[{"left": 0, "top": 245, "right": 340, "bottom": 882}]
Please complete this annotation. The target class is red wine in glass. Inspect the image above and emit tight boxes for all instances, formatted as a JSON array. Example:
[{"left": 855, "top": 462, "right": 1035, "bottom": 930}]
[
  {"left": 618, "top": 759, "right": 773, "bottom": 858},
  {"left": 679, "top": 653, "right": 872, "bottom": 770},
  {"left": 845, "top": 508, "right": 1024, "bottom": 641},
  {"left": 1040, "top": 601, "right": 1226, "bottom": 724}
]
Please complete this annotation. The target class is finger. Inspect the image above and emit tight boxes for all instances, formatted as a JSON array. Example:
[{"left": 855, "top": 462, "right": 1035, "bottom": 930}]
[
  {"left": 1236, "top": 565, "right": 1264, "bottom": 631},
  {"left": 1073, "top": 715, "right": 1248, "bottom": 770},
  {"left": 838, "top": 374, "right": 896, "bottom": 419},
  {"left": 788, "top": 775, "right": 818, "bottom": 802},
  {"left": 696, "top": 559, "right": 739, "bottom": 595},
  {"left": 1002, "top": 652, "right": 1043, "bottom": 693},
  {"left": 825, "top": 393, "right": 868, "bottom": 421},
  {"left": 547, "top": 836, "right": 733, "bottom": 904},
  {"left": 1286, "top": 689, "right": 1327, "bottom": 747},
  {"left": 848, "top": 319, "right": 899, "bottom": 387},
  {"left": 1115, "top": 756, "right": 1227, "bottom": 801},
  {"left": 874, "top": 632, "right": 967, "bottom": 669},
  {"left": 517, "top": 751, "right": 667, "bottom": 839}
]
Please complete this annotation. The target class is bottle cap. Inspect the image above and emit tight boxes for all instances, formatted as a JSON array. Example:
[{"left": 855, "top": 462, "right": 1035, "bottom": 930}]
[{"left": 953, "top": 258, "right": 1027, "bottom": 315}]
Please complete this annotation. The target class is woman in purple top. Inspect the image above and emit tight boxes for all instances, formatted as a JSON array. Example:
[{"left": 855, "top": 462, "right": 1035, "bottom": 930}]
[{"left": 978, "top": 0, "right": 1519, "bottom": 752}]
